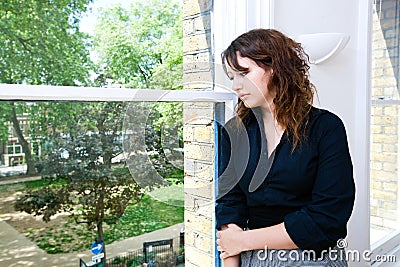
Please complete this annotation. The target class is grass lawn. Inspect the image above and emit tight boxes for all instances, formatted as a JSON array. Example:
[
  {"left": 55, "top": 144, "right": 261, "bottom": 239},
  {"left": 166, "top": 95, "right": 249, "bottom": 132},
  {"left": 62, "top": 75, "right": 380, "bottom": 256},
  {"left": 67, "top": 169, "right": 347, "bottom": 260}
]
[
  {"left": 105, "top": 192, "right": 184, "bottom": 244},
  {"left": 0, "top": 180, "right": 184, "bottom": 254}
]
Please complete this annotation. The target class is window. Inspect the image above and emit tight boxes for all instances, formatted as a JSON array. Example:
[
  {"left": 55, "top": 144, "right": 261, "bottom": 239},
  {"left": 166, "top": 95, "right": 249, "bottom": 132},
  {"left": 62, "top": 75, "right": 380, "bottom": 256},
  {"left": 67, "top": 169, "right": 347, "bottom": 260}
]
[
  {"left": 14, "top": 145, "right": 21, "bottom": 154},
  {"left": 6, "top": 143, "right": 23, "bottom": 155},
  {"left": 370, "top": 0, "right": 400, "bottom": 250}
]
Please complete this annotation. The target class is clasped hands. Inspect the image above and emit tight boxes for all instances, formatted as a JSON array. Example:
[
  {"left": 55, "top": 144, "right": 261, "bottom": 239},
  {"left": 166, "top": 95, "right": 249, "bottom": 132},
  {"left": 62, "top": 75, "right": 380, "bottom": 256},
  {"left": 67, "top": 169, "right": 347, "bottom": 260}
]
[{"left": 216, "top": 223, "right": 246, "bottom": 259}]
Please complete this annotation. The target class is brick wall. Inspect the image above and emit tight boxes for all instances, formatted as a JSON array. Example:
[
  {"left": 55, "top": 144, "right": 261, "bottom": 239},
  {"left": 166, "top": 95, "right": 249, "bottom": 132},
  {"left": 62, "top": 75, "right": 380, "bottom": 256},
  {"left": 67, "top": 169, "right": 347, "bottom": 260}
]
[
  {"left": 183, "top": 0, "right": 215, "bottom": 266},
  {"left": 370, "top": 0, "right": 400, "bottom": 232}
]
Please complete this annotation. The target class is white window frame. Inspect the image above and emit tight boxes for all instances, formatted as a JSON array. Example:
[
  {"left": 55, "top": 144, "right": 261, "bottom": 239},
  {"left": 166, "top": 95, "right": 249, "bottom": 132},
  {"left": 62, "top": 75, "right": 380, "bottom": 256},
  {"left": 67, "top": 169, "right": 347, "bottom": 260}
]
[
  {"left": 212, "top": 0, "right": 273, "bottom": 64},
  {"left": 0, "top": 84, "right": 236, "bottom": 103}
]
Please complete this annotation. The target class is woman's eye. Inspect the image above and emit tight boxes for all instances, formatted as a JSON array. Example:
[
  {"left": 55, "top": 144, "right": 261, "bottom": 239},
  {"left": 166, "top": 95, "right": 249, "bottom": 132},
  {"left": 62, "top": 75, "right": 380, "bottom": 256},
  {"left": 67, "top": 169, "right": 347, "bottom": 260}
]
[{"left": 227, "top": 71, "right": 248, "bottom": 80}]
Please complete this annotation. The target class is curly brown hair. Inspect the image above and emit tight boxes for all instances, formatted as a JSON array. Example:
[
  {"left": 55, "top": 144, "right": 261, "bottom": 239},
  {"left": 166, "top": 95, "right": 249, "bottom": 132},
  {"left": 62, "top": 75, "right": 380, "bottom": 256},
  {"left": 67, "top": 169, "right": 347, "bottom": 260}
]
[{"left": 222, "top": 29, "right": 315, "bottom": 150}]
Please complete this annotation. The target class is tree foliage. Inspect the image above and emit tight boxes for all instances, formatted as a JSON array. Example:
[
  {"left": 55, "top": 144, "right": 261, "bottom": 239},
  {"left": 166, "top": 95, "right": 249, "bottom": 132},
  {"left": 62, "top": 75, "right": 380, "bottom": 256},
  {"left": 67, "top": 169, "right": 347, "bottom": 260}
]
[
  {"left": 0, "top": 0, "right": 93, "bottom": 85},
  {"left": 0, "top": 0, "right": 94, "bottom": 174},
  {"left": 94, "top": 0, "right": 182, "bottom": 89}
]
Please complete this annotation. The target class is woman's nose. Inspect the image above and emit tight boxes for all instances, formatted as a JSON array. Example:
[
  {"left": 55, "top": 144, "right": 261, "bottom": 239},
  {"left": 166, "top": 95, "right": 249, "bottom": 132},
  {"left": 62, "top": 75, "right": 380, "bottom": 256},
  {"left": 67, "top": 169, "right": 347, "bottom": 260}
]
[{"left": 232, "top": 76, "right": 242, "bottom": 92}]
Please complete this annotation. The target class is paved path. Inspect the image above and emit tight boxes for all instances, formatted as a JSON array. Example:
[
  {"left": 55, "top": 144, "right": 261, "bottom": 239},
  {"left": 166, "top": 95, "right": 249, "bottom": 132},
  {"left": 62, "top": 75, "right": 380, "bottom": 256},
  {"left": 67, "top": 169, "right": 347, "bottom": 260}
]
[
  {"left": 0, "top": 219, "right": 183, "bottom": 267},
  {"left": 0, "top": 175, "right": 41, "bottom": 186},
  {"left": 0, "top": 164, "right": 41, "bottom": 186}
]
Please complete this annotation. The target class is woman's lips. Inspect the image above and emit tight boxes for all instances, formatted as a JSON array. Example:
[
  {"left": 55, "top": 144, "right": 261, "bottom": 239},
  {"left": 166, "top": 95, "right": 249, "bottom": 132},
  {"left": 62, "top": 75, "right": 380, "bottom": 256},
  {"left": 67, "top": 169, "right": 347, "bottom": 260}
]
[{"left": 239, "top": 93, "right": 249, "bottom": 98}]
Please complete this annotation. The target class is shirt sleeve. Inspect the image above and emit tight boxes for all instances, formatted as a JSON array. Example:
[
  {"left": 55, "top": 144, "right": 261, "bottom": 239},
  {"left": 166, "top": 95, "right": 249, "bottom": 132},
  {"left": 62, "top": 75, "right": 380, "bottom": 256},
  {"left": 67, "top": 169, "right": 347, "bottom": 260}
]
[
  {"left": 215, "top": 122, "right": 248, "bottom": 230},
  {"left": 284, "top": 113, "right": 355, "bottom": 253}
]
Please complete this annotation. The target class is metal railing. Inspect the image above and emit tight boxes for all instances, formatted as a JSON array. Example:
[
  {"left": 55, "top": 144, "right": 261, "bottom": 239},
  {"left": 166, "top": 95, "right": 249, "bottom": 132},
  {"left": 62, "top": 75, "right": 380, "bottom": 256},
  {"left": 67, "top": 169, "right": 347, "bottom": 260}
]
[{"left": 106, "top": 235, "right": 184, "bottom": 267}]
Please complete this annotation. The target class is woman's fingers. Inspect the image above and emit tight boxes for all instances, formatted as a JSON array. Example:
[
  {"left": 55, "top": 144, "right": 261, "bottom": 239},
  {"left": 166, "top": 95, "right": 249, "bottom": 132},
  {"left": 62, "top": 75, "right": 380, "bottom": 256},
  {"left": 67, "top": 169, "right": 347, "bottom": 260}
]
[
  {"left": 219, "top": 251, "right": 230, "bottom": 259},
  {"left": 216, "top": 231, "right": 221, "bottom": 238}
]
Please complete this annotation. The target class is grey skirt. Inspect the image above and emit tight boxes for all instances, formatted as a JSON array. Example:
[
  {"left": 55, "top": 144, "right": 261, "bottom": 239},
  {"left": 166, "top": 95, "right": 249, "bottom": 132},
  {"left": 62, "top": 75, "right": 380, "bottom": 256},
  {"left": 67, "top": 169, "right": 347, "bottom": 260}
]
[{"left": 240, "top": 246, "right": 348, "bottom": 267}]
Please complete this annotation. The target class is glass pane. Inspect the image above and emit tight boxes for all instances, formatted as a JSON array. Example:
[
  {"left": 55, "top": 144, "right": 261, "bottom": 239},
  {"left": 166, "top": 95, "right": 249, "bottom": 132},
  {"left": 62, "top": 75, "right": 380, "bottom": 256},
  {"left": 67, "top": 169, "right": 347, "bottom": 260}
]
[
  {"left": 32, "top": 142, "right": 40, "bottom": 156},
  {"left": 0, "top": 0, "right": 184, "bottom": 264},
  {"left": 14, "top": 145, "right": 21, "bottom": 154},
  {"left": 370, "top": 0, "right": 400, "bottom": 244},
  {"left": 0, "top": 101, "right": 184, "bottom": 266}
]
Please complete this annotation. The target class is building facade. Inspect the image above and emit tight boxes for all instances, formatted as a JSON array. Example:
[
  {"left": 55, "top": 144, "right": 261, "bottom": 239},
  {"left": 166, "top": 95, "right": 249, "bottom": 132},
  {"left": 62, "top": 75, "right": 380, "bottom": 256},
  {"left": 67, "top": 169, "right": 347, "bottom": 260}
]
[{"left": 0, "top": 114, "right": 39, "bottom": 168}]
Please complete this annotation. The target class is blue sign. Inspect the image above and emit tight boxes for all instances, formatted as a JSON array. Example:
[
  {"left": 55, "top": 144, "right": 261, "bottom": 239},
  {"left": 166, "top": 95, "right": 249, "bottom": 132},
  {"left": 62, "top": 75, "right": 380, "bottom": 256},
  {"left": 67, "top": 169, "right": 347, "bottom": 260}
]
[{"left": 91, "top": 241, "right": 104, "bottom": 255}]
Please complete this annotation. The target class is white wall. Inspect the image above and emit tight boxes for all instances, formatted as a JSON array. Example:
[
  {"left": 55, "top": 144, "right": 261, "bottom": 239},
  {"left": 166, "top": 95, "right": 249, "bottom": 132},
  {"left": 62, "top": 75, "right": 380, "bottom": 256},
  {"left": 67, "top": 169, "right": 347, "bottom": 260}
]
[{"left": 274, "top": 1, "right": 372, "bottom": 266}]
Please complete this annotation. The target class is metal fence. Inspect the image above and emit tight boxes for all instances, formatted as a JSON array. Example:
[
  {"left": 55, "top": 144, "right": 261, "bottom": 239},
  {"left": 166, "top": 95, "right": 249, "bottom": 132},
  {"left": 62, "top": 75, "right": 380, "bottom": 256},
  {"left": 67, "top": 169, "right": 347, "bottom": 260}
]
[{"left": 106, "top": 235, "right": 184, "bottom": 267}]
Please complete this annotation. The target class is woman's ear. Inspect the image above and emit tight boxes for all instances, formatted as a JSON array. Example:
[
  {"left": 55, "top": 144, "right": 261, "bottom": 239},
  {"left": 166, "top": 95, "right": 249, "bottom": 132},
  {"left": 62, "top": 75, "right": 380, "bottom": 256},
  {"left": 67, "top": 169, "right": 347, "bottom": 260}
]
[{"left": 265, "top": 69, "right": 273, "bottom": 76}]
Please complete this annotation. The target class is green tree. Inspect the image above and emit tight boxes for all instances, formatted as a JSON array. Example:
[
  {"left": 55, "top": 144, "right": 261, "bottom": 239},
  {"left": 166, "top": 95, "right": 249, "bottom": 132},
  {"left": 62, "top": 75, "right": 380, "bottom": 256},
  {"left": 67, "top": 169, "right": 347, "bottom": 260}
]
[
  {"left": 0, "top": 0, "right": 94, "bottom": 174},
  {"left": 0, "top": 0, "right": 93, "bottom": 85},
  {"left": 148, "top": 6, "right": 183, "bottom": 91},
  {"left": 93, "top": 0, "right": 182, "bottom": 89},
  {"left": 15, "top": 102, "right": 144, "bottom": 265}
]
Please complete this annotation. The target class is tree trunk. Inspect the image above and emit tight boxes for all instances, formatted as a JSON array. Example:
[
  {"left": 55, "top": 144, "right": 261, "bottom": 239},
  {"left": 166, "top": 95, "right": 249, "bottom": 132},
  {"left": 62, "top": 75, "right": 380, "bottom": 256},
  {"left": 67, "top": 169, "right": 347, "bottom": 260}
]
[
  {"left": 97, "top": 117, "right": 112, "bottom": 169},
  {"left": 97, "top": 221, "right": 106, "bottom": 267},
  {"left": 97, "top": 188, "right": 106, "bottom": 266},
  {"left": 10, "top": 102, "right": 36, "bottom": 175}
]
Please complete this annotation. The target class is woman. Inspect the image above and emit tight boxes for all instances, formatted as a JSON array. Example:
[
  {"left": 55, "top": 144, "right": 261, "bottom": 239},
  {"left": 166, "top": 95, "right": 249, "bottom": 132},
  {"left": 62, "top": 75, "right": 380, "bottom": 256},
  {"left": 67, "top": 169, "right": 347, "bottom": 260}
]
[{"left": 215, "top": 29, "right": 355, "bottom": 266}]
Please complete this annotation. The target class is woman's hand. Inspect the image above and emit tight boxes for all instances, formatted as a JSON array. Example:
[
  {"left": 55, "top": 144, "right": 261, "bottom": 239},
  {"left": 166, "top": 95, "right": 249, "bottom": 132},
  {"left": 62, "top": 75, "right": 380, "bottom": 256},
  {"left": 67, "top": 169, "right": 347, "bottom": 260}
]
[
  {"left": 216, "top": 223, "right": 246, "bottom": 259},
  {"left": 221, "top": 255, "right": 240, "bottom": 267}
]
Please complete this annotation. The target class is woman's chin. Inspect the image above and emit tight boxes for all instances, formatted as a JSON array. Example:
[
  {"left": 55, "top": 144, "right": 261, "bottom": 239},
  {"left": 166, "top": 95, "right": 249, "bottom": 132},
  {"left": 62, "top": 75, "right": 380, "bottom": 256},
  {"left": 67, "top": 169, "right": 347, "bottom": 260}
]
[{"left": 243, "top": 101, "right": 256, "bottom": 109}]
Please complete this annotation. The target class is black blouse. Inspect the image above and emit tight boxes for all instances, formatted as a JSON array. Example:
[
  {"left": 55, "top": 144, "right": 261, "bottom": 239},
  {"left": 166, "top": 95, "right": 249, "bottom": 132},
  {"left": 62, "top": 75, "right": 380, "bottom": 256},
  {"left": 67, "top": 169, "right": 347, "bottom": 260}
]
[{"left": 215, "top": 107, "right": 355, "bottom": 254}]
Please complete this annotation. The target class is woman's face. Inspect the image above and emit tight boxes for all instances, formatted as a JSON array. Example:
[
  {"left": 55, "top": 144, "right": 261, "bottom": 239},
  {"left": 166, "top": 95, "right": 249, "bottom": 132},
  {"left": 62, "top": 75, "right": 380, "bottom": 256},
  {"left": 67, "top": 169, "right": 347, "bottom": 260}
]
[{"left": 226, "top": 53, "right": 274, "bottom": 110}]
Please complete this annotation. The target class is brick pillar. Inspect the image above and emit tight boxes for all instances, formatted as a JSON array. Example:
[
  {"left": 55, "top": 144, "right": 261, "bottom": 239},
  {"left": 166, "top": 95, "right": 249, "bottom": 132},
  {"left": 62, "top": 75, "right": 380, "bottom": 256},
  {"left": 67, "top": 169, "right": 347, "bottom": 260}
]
[{"left": 183, "top": 0, "right": 215, "bottom": 266}]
